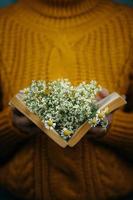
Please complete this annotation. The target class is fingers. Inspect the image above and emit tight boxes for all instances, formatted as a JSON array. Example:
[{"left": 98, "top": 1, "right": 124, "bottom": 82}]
[
  {"left": 106, "top": 114, "right": 112, "bottom": 124},
  {"left": 13, "top": 115, "right": 33, "bottom": 126},
  {"left": 11, "top": 108, "right": 42, "bottom": 135},
  {"left": 31, "top": 126, "right": 42, "bottom": 134},
  {"left": 11, "top": 108, "right": 34, "bottom": 126},
  {"left": 11, "top": 107, "right": 24, "bottom": 116},
  {"left": 87, "top": 113, "right": 112, "bottom": 139},
  {"left": 90, "top": 127, "right": 104, "bottom": 134},
  {"left": 97, "top": 88, "right": 109, "bottom": 101},
  {"left": 100, "top": 88, "right": 109, "bottom": 97},
  {"left": 87, "top": 126, "right": 108, "bottom": 139}
]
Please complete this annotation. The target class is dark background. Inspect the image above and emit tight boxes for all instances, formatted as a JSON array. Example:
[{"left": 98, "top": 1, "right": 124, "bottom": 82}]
[{"left": 0, "top": 0, "right": 133, "bottom": 7}]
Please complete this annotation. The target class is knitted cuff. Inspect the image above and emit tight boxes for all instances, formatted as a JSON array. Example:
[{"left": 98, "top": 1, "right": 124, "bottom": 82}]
[
  {"left": 0, "top": 107, "right": 32, "bottom": 146},
  {"left": 100, "top": 109, "right": 133, "bottom": 148}
]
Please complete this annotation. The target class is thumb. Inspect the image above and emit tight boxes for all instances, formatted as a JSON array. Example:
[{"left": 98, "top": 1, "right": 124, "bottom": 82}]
[{"left": 97, "top": 88, "right": 109, "bottom": 100}]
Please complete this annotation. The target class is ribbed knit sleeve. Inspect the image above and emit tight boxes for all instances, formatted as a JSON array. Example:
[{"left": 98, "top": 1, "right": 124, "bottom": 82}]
[
  {"left": 0, "top": 108, "right": 30, "bottom": 157},
  {"left": 101, "top": 110, "right": 133, "bottom": 153},
  {"left": 100, "top": 56, "right": 133, "bottom": 160},
  {"left": 0, "top": 58, "right": 32, "bottom": 162}
]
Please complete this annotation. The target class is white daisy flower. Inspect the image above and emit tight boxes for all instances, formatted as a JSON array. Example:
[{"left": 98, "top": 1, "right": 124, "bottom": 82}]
[{"left": 44, "top": 119, "right": 56, "bottom": 130}]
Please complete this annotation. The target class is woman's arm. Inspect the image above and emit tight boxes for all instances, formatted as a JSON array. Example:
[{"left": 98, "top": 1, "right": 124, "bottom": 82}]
[
  {"left": 97, "top": 58, "right": 133, "bottom": 161},
  {"left": 0, "top": 56, "right": 37, "bottom": 163}
]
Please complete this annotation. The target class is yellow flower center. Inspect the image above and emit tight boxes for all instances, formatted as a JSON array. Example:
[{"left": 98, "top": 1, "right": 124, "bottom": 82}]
[
  {"left": 91, "top": 118, "right": 97, "bottom": 124},
  {"left": 45, "top": 88, "right": 50, "bottom": 95},
  {"left": 98, "top": 113, "right": 104, "bottom": 119},
  {"left": 47, "top": 120, "right": 53, "bottom": 126},
  {"left": 24, "top": 89, "right": 29, "bottom": 94},
  {"left": 64, "top": 129, "right": 73, "bottom": 136}
]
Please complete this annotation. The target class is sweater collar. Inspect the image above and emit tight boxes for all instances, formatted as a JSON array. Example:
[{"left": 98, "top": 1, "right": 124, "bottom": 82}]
[
  {"left": 14, "top": 0, "right": 114, "bottom": 30},
  {"left": 20, "top": 0, "right": 101, "bottom": 18}
]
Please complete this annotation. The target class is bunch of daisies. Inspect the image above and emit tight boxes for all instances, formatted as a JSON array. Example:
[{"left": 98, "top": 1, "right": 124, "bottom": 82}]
[{"left": 21, "top": 79, "right": 109, "bottom": 141}]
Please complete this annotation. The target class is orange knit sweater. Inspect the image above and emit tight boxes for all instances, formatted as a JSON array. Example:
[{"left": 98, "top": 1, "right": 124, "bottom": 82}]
[{"left": 0, "top": 0, "right": 133, "bottom": 199}]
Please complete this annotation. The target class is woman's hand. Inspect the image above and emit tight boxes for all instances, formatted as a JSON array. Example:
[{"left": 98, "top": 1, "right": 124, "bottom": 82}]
[
  {"left": 11, "top": 108, "right": 42, "bottom": 135},
  {"left": 88, "top": 89, "right": 112, "bottom": 139}
]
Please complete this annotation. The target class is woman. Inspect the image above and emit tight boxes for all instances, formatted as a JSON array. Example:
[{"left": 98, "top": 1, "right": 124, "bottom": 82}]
[{"left": 0, "top": 0, "right": 133, "bottom": 199}]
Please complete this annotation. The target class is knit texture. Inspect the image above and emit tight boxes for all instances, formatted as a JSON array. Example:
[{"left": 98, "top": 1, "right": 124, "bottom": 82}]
[{"left": 0, "top": 0, "right": 133, "bottom": 199}]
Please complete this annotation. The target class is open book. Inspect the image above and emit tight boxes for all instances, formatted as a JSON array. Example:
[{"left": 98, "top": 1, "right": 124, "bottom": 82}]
[{"left": 9, "top": 92, "right": 126, "bottom": 148}]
